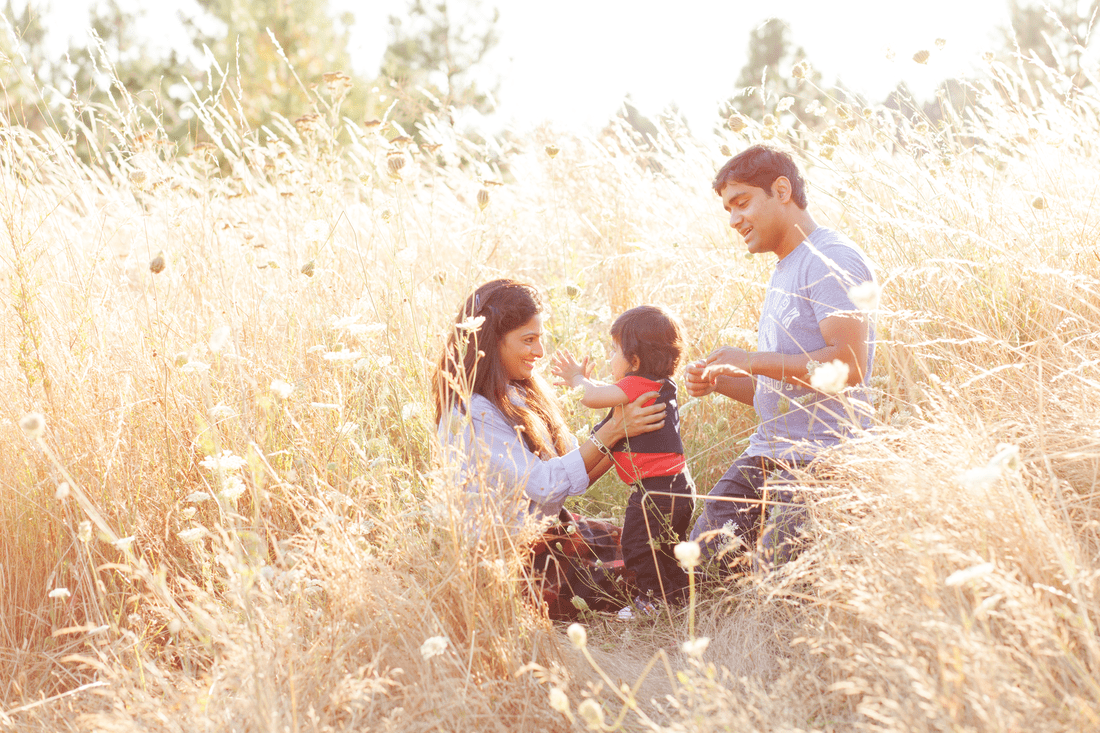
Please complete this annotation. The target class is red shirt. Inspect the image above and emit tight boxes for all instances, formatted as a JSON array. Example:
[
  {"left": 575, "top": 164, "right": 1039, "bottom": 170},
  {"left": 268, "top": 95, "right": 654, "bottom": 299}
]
[{"left": 607, "top": 375, "right": 686, "bottom": 484}]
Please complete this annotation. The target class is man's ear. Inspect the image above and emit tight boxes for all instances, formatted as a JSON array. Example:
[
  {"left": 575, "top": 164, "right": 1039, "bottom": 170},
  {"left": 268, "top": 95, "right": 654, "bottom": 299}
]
[{"left": 772, "top": 176, "right": 792, "bottom": 203}]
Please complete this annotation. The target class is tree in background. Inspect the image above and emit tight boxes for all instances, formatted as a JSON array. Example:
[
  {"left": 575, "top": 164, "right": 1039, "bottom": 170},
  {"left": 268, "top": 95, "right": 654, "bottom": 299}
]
[
  {"left": 192, "top": 0, "right": 377, "bottom": 136},
  {"left": 380, "top": 0, "right": 501, "bottom": 137},
  {"left": 1005, "top": 0, "right": 1100, "bottom": 95},
  {"left": 721, "top": 18, "right": 828, "bottom": 130}
]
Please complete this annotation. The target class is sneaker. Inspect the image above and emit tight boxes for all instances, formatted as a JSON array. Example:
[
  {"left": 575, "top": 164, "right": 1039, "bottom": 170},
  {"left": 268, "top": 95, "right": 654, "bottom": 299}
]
[{"left": 616, "top": 596, "right": 658, "bottom": 620}]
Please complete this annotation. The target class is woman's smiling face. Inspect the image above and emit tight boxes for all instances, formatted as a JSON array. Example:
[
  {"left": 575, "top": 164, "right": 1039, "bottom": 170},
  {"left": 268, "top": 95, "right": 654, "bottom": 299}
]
[{"left": 499, "top": 314, "right": 544, "bottom": 381}]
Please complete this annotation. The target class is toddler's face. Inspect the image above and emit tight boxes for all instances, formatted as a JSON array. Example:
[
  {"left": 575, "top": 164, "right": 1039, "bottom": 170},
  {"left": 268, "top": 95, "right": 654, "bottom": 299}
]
[{"left": 610, "top": 339, "right": 632, "bottom": 381}]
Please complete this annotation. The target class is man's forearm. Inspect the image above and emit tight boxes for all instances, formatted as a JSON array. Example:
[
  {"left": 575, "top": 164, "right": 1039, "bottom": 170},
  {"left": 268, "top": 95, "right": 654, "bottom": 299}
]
[{"left": 714, "top": 374, "right": 755, "bottom": 405}]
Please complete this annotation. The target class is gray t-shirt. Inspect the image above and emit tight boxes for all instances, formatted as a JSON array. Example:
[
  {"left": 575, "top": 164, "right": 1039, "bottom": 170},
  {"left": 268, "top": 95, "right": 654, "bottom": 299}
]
[{"left": 745, "top": 227, "right": 876, "bottom": 461}]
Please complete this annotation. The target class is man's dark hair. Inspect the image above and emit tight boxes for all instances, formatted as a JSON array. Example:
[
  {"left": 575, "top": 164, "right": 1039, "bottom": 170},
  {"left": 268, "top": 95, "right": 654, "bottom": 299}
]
[
  {"left": 712, "top": 145, "right": 808, "bottom": 209},
  {"left": 610, "top": 305, "right": 684, "bottom": 379}
]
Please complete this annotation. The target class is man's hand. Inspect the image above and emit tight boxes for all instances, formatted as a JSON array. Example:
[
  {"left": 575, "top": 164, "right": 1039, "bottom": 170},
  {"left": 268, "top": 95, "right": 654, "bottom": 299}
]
[
  {"left": 705, "top": 345, "right": 752, "bottom": 375},
  {"left": 684, "top": 359, "right": 717, "bottom": 398}
]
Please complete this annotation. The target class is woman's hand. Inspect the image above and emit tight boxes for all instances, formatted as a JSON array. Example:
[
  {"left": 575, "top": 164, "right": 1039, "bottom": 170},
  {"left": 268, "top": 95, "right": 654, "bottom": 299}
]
[
  {"left": 551, "top": 348, "right": 590, "bottom": 388},
  {"left": 603, "top": 390, "right": 664, "bottom": 442}
]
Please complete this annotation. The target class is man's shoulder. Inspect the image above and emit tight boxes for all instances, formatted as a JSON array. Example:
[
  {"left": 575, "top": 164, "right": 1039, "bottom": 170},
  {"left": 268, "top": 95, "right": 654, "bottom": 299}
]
[{"left": 801, "top": 227, "right": 873, "bottom": 277}]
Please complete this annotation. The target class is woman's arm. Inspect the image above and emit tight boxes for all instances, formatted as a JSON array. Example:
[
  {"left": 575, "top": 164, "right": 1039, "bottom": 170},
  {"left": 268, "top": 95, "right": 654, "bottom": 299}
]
[{"left": 443, "top": 393, "right": 666, "bottom": 513}]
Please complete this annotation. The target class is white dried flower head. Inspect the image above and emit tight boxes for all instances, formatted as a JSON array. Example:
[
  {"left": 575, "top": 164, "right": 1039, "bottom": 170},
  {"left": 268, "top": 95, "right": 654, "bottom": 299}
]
[
  {"left": 401, "top": 402, "right": 422, "bottom": 421},
  {"left": 49, "top": 587, "right": 71, "bottom": 599},
  {"left": 54, "top": 482, "right": 70, "bottom": 501},
  {"left": 810, "top": 359, "right": 850, "bottom": 394},
  {"left": 990, "top": 443, "right": 1021, "bottom": 472},
  {"left": 577, "top": 699, "right": 604, "bottom": 730},
  {"left": 776, "top": 96, "right": 794, "bottom": 113},
  {"left": 200, "top": 450, "right": 247, "bottom": 472},
  {"left": 167, "top": 618, "right": 182, "bottom": 634},
  {"left": 548, "top": 687, "right": 571, "bottom": 715},
  {"left": 210, "top": 404, "right": 236, "bottom": 421},
  {"left": 566, "top": 622, "right": 587, "bottom": 648},
  {"left": 184, "top": 491, "right": 213, "bottom": 503},
  {"left": 456, "top": 315, "right": 486, "bottom": 332},
  {"left": 760, "top": 126, "right": 775, "bottom": 140},
  {"left": 762, "top": 113, "right": 777, "bottom": 127},
  {"left": 791, "top": 60, "right": 809, "bottom": 79},
  {"left": 885, "top": 47, "right": 896, "bottom": 61},
  {"left": 821, "top": 127, "right": 840, "bottom": 146},
  {"left": 945, "top": 561, "right": 994, "bottom": 586},
  {"left": 180, "top": 360, "right": 210, "bottom": 373},
  {"left": 674, "top": 541, "right": 701, "bottom": 568},
  {"left": 115, "top": 536, "right": 135, "bottom": 551},
  {"left": 848, "top": 281, "right": 881, "bottom": 311},
  {"left": 270, "top": 379, "right": 294, "bottom": 400},
  {"left": 180, "top": 507, "right": 197, "bottom": 521},
  {"left": 218, "top": 475, "right": 246, "bottom": 502},
  {"left": 129, "top": 169, "right": 148, "bottom": 188},
  {"left": 78, "top": 520, "right": 92, "bottom": 543},
  {"left": 935, "top": 38, "right": 947, "bottom": 49},
  {"left": 957, "top": 465, "right": 1001, "bottom": 491},
  {"left": 19, "top": 412, "right": 45, "bottom": 440},
  {"left": 208, "top": 326, "right": 231, "bottom": 353},
  {"left": 178, "top": 526, "right": 206, "bottom": 543},
  {"left": 821, "top": 145, "right": 836, "bottom": 161},
  {"left": 982, "top": 50, "right": 995, "bottom": 63},
  {"left": 419, "top": 635, "right": 449, "bottom": 660},
  {"left": 727, "top": 114, "right": 747, "bottom": 133},
  {"left": 681, "top": 636, "right": 710, "bottom": 658}
]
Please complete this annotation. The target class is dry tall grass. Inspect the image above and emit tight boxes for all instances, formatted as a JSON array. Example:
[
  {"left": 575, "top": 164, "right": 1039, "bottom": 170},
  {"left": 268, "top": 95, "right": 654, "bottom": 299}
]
[{"left": 1, "top": 54, "right": 1098, "bottom": 732}]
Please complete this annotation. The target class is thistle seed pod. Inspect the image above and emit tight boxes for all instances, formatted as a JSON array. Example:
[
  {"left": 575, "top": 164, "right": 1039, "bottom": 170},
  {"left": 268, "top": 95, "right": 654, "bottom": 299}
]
[
  {"left": 386, "top": 154, "right": 406, "bottom": 177},
  {"left": 301, "top": 260, "right": 315, "bottom": 277},
  {"left": 728, "top": 114, "right": 747, "bottom": 132},
  {"left": 913, "top": 50, "right": 930, "bottom": 64},
  {"left": 150, "top": 251, "right": 166, "bottom": 274},
  {"left": 477, "top": 188, "right": 490, "bottom": 210},
  {"left": 545, "top": 144, "right": 560, "bottom": 158}
]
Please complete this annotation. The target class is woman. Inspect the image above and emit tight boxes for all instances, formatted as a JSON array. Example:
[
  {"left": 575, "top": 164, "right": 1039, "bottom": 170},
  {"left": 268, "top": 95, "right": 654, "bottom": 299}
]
[{"left": 434, "top": 278, "right": 666, "bottom": 535}]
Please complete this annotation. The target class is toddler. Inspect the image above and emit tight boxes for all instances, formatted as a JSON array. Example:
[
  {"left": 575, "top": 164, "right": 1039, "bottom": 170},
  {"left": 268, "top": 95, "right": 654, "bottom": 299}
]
[{"left": 552, "top": 305, "right": 694, "bottom": 616}]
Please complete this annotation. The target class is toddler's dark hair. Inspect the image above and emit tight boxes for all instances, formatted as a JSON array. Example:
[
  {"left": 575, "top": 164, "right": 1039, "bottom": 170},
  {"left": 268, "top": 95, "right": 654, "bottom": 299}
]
[{"left": 610, "top": 305, "right": 684, "bottom": 379}]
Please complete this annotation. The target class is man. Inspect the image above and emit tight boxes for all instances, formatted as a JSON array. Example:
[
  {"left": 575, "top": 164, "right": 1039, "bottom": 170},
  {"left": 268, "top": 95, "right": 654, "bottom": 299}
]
[{"left": 686, "top": 144, "right": 876, "bottom": 570}]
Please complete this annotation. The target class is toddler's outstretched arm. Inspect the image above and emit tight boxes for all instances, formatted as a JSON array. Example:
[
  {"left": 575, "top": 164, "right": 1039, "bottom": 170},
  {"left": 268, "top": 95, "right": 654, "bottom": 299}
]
[{"left": 551, "top": 349, "right": 629, "bottom": 409}]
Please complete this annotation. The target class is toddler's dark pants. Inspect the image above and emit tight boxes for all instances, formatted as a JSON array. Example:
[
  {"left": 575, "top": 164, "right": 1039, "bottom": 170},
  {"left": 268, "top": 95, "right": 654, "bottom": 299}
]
[{"left": 621, "top": 472, "right": 694, "bottom": 604}]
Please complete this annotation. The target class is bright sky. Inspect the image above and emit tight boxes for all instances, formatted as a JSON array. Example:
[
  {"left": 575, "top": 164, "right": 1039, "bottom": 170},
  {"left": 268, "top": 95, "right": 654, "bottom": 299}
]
[
  {"left": 343, "top": 0, "right": 1013, "bottom": 133},
  {"left": 32, "top": 0, "right": 1016, "bottom": 134}
]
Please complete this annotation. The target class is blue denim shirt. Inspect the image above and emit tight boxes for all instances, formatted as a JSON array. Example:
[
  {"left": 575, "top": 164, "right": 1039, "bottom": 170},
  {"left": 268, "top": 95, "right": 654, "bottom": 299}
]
[{"left": 436, "top": 391, "right": 588, "bottom": 533}]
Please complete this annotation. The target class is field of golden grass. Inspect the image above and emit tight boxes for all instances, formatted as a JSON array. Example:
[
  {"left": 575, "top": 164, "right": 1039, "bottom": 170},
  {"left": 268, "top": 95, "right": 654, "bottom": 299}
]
[{"left": 1, "top": 59, "right": 1099, "bottom": 731}]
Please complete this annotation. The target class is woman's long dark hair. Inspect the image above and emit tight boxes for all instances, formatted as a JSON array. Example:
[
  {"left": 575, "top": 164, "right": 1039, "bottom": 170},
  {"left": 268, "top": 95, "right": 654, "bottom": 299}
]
[{"left": 434, "top": 279, "right": 571, "bottom": 458}]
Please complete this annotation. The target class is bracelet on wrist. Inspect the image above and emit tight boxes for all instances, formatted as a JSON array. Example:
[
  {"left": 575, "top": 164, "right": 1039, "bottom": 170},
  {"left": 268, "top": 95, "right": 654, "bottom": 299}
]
[{"left": 590, "top": 432, "right": 614, "bottom": 458}]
